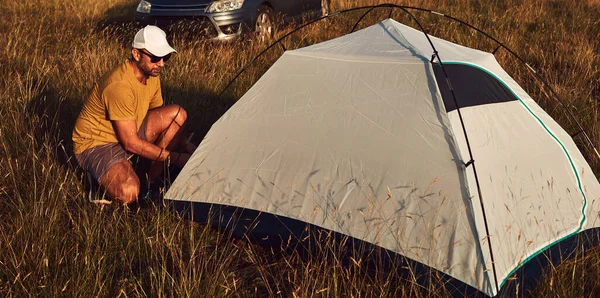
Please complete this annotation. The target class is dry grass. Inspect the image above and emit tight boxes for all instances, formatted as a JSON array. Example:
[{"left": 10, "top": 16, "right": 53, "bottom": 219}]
[{"left": 1, "top": 0, "right": 600, "bottom": 296}]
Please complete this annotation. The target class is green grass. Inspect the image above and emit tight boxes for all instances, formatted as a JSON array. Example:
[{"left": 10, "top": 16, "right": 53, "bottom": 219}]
[{"left": 2, "top": 0, "right": 600, "bottom": 296}]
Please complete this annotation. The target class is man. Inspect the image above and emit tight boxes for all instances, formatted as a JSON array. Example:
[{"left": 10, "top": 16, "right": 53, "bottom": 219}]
[{"left": 72, "top": 25, "right": 195, "bottom": 205}]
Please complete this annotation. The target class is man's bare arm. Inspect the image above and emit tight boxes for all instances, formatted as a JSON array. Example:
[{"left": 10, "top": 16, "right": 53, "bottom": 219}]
[{"left": 113, "top": 120, "right": 175, "bottom": 161}]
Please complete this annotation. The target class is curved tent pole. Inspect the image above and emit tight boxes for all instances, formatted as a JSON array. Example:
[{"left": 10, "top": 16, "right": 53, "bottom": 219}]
[
  {"left": 350, "top": 6, "right": 378, "bottom": 32},
  {"left": 352, "top": 4, "right": 501, "bottom": 293}
]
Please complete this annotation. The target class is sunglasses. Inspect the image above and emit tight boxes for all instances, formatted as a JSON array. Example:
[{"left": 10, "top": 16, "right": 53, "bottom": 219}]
[{"left": 139, "top": 49, "right": 171, "bottom": 63}]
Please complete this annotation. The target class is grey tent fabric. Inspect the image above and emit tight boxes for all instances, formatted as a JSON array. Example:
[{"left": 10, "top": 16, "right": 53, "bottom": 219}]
[{"left": 166, "top": 19, "right": 600, "bottom": 296}]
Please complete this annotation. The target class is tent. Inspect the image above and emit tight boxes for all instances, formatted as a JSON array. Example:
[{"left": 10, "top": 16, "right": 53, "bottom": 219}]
[{"left": 165, "top": 18, "right": 600, "bottom": 296}]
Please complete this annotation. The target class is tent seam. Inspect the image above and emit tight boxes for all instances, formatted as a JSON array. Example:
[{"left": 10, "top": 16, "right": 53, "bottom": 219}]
[{"left": 443, "top": 61, "right": 588, "bottom": 291}]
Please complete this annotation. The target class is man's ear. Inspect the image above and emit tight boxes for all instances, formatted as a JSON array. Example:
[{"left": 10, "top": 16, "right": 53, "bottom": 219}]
[{"left": 131, "top": 48, "right": 141, "bottom": 62}]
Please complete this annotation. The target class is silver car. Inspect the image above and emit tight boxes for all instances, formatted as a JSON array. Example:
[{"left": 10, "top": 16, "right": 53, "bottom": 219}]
[{"left": 135, "top": 0, "right": 329, "bottom": 41}]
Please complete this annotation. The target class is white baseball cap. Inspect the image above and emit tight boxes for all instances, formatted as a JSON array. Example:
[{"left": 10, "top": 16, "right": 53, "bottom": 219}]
[{"left": 132, "top": 25, "right": 177, "bottom": 57}]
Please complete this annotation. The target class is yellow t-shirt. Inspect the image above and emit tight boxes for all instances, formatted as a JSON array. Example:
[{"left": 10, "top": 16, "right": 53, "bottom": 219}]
[{"left": 72, "top": 60, "right": 163, "bottom": 154}]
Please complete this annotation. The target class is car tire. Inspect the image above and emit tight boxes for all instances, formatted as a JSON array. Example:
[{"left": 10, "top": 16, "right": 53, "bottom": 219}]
[
  {"left": 321, "top": 0, "right": 330, "bottom": 16},
  {"left": 255, "top": 5, "right": 274, "bottom": 43}
]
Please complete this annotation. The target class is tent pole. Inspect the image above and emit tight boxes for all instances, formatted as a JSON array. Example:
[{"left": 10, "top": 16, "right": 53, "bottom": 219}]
[
  {"left": 350, "top": 6, "right": 378, "bottom": 33},
  {"left": 348, "top": 4, "right": 503, "bottom": 293},
  {"left": 432, "top": 56, "right": 501, "bottom": 294},
  {"left": 391, "top": 7, "right": 502, "bottom": 294}
]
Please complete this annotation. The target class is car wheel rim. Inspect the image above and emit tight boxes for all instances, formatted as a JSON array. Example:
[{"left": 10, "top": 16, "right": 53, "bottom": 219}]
[{"left": 256, "top": 12, "right": 272, "bottom": 42}]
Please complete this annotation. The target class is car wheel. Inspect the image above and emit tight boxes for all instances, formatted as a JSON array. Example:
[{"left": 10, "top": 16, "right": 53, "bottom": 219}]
[
  {"left": 255, "top": 5, "right": 274, "bottom": 43},
  {"left": 321, "top": 0, "right": 330, "bottom": 16}
]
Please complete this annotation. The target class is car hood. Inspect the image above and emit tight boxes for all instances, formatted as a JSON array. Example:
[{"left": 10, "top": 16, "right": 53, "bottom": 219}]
[{"left": 149, "top": 0, "right": 212, "bottom": 5}]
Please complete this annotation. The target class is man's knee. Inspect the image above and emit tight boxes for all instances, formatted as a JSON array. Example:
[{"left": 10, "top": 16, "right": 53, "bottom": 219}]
[
  {"left": 119, "top": 183, "right": 140, "bottom": 204},
  {"left": 170, "top": 105, "right": 187, "bottom": 126},
  {"left": 116, "top": 180, "right": 140, "bottom": 204}
]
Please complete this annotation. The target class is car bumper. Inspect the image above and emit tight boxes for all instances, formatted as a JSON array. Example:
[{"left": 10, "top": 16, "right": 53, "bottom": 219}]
[{"left": 136, "top": 8, "right": 256, "bottom": 41}]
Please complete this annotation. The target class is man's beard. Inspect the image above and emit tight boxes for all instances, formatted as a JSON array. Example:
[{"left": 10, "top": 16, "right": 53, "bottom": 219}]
[{"left": 142, "top": 65, "right": 162, "bottom": 77}]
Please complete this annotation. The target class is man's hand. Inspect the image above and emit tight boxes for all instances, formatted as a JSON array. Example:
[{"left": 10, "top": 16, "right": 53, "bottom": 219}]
[
  {"left": 170, "top": 152, "right": 191, "bottom": 168},
  {"left": 113, "top": 120, "right": 168, "bottom": 161}
]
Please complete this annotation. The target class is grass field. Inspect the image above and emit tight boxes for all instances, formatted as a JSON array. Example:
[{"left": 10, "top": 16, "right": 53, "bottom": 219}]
[{"left": 2, "top": 0, "right": 600, "bottom": 296}]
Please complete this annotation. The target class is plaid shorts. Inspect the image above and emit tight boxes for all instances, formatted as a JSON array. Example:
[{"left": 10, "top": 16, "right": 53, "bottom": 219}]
[{"left": 75, "top": 117, "right": 149, "bottom": 183}]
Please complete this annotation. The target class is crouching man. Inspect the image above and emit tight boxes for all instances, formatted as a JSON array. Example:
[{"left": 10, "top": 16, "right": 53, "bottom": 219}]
[{"left": 72, "top": 25, "right": 195, "bottom": 205}]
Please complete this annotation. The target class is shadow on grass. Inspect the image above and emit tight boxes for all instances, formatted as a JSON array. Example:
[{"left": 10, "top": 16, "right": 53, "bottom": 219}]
[
  {"left": 171, "top": 201, "right": 600, "bottom": 297},
  {"left": 172, "top": 201, "right": 484, "bottom": 297},
  {"left": 163, "top": 86, "right": 238, "bottom": 145},
  {"left": 25, "top": 88, "right": 80, "bottom": 169}
]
